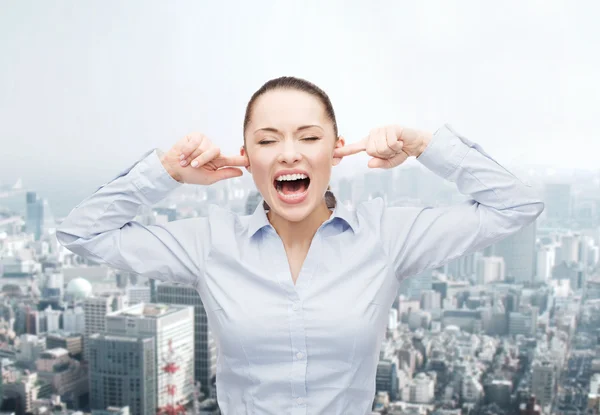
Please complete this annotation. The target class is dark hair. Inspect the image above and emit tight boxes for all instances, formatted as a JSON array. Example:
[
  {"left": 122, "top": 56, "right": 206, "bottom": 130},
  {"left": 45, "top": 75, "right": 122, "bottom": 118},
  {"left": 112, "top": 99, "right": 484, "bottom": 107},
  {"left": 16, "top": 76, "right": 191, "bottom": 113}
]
[
  {"left": 243, "top": 76, "right": 339, "bottom": 141},
  {"left": 243, "top": 76, "right": 338, "bottom": 211}
]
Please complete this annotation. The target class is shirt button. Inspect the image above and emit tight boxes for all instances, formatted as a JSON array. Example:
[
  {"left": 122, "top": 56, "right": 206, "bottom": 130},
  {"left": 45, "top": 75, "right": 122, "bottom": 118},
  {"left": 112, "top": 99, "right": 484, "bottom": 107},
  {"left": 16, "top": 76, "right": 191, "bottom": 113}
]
[
  {"left": 292, "top": 302, "right": 300, "bottom": 311},
  {"left": 296, "top": 397, "right": 304, "bottom": 405},
  {"left": 296, "top": 351, "right": 304, "bottom": 359}
]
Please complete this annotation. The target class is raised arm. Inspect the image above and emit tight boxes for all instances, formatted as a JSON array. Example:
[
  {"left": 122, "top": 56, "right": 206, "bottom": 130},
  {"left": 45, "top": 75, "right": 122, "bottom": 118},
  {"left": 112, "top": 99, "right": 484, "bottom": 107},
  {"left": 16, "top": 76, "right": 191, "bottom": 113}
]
[
  {"left": 56, "top": 148, "right": 208, "bottom": 287},
  {"left": 380, "top": 125, "right": 544, "bottom": 280},
  {"left": 56, "top": 133, "right": 249, "bottom": 288}
]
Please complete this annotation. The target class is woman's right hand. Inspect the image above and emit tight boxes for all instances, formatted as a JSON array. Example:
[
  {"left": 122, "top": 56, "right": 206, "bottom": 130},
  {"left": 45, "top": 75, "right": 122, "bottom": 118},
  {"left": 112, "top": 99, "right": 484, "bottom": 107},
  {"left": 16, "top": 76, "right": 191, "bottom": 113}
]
[{"left": 160, "top": 133, "right": 249, "bottom": 185}]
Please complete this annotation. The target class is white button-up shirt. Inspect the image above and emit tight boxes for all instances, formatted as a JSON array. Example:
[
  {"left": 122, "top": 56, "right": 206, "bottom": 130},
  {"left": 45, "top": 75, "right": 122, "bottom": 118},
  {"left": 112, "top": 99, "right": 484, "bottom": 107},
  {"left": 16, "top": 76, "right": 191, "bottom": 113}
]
[{"left": 57, "top": 124, "right": 544, "bottom": 414}]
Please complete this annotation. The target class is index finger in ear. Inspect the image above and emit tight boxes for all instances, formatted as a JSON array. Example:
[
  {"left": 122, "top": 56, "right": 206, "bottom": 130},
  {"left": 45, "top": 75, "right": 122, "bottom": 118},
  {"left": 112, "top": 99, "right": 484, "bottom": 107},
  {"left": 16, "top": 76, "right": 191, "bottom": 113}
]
[
  {"left": 333, "top": 137, "right": 367, "bottom": 158},
  {"left": 215, "top": 154, "right": 250, "bottom": 168}
]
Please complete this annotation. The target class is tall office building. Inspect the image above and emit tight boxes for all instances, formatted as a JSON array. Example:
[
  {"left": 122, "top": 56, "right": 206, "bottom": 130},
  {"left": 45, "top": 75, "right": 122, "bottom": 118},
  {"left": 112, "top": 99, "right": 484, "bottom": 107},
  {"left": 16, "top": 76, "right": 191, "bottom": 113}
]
[
  {"left": 376, "top": 359, "right": 399, "bottom": 401},
  {"left": 531, "top": 359, "right": 556, "bottom": 407},
  {"left": 488, "top": 221, "right": 537, "bottom": 283},
  {"left": 409, "top": 372, "right": 435, "bottom": 404},
  {"left": 336, "top": 177, "right": 353, "bottom": 204},
  {"left": 508, "top": 307, "right": 538, "bottom": 337},
  {"left": 244, "top": 190, "right": 262, "bottom": 215},
  {"left": 156, "top": 283, "right": 216, "bottom": 398},
  {"left": 89, "top": 334, "right": 156, "bottom": 415},
  {"left": 364, "top": 170, "right": 393, "bottom": 202},
  {"left": 544, "top": 183, "right": 572, "bottom": 223},
  {"left": 63, "top": 306, "right": 85, "bottom": 333},
  {"left": 420, "top": 290, "right": 442, "bottom": 311},
  {"left": 476, "top": 256, "right": 505, "bottom": 284},
  {"left": 399, "top": 268, "right": 434, "bottom": 300},
  {"left": 446, "top": 251, "right": 479, "bottom": 279},
  {"left": 536, "top": 246, "right": 555, "bottom": 282},
  {"left": 106, "top": 303, "right": 194, "bottom": 409},
  {"left": 126, "top": 286, "right": 151, "bottom": 306},
  {"left": 83, "top": 295, "right": 124, "bottom": 360},
  {"left": 557, "top": 233, "right": 581, "bottom": 264},
  {"left": 26, "top": 191, "right": 55, "bottom": 241}
]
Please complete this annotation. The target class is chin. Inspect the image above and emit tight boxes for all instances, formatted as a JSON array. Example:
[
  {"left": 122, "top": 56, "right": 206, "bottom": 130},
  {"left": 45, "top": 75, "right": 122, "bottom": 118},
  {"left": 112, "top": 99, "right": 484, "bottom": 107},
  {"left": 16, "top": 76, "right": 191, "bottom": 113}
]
[
  {"left": 267, "top": 195, "right": 314, "bottom": 221},
  {"left": 265, "top": 185, "right": 320, "bottom": 223}
]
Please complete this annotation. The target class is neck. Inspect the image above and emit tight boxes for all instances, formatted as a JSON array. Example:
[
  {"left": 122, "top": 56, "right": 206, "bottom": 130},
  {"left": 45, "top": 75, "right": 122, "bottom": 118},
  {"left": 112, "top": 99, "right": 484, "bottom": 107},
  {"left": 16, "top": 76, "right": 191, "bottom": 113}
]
[{"left": 267, "top": 200, "right": 332, "bottom": 248}]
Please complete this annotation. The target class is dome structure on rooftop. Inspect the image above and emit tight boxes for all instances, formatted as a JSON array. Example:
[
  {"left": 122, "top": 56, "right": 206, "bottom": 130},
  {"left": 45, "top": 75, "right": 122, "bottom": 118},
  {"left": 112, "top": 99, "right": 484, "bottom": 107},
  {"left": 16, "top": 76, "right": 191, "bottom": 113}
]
[
  {"left": 66, "top": 277, "right": 92, "bottom": 300},
  {"left": 444, "top": 325, "right": 460, "bottom": 333}
]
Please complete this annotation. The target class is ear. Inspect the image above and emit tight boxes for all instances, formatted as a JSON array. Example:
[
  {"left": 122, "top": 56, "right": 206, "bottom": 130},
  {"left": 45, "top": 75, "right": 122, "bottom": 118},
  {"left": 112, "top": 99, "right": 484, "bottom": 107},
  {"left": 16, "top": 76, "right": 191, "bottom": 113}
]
[
  {"left": 240, "top": 146, "right": 251, "bottom": 173},
  {"left": 332, "top": 136, "right": 346, "bottom": 166}
]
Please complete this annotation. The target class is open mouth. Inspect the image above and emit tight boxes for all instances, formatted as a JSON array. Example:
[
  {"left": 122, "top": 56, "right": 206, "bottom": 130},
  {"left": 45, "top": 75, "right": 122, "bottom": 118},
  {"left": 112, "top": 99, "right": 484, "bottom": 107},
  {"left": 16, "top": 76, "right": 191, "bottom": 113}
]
[{"left": 273, "top": 173, "right": 311, "bottom": 198}]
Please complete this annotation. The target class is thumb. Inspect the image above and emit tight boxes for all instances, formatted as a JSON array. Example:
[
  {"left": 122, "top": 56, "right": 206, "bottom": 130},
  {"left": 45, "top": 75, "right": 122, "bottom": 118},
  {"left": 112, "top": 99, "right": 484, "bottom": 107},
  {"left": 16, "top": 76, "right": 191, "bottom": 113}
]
[
  {"left": 210, "top": 167, "right": 243, "bottom": 183},
  {"left": 368, "top": 153, "right": 408, "bottom": 169}
]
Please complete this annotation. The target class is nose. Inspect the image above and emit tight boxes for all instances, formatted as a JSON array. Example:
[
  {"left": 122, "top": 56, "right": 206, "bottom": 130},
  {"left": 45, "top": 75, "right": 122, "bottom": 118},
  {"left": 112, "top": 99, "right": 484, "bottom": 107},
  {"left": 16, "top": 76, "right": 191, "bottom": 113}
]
[{"left": 277, "top": 140, "right": 302, "bottom": 164}]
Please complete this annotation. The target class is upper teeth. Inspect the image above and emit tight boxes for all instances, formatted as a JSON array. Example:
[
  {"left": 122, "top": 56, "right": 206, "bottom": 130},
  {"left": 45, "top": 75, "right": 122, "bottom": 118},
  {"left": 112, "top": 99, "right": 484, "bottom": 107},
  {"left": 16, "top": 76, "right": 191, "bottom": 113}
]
[{"left": 276, "top": 174, "right": 308, "bottom": 181}]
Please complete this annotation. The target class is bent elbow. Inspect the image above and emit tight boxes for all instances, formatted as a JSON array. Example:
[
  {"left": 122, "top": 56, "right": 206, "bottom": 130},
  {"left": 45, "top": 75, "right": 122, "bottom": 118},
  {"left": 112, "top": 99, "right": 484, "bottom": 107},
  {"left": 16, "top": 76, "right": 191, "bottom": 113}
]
[
  {"left": 512, "top": 200, "right": 544, "bottom": 228},
  {"left": 55, "top": 226, "right": 79, "bottom": 248},
  {"left": 527, "top": 200, "right": 545, "bottom": 220},
  {"left": 535, "top": 201, "right": 545, "bottom": 216}
]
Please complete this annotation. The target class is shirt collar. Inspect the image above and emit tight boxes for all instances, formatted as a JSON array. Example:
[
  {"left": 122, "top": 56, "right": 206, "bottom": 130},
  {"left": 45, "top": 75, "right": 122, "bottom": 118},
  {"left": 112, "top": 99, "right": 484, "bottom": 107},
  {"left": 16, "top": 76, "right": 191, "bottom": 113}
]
[{"left": 247, "top": 191, "right": 357, "bottom": 239}]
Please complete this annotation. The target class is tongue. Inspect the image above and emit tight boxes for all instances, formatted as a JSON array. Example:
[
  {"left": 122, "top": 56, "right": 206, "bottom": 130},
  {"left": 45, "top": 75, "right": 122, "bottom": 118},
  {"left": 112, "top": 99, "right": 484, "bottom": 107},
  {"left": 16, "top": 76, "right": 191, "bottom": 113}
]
[{"left": 281, "top": 180, "right": 308, "bottom": 195}]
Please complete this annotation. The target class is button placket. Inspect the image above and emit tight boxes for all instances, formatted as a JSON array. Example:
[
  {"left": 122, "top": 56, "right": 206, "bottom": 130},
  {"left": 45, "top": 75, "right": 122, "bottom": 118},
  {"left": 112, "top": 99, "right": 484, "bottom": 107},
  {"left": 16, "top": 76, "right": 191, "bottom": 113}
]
[{"left": 288, "top": 289, "right": 307, "bottom": 408}]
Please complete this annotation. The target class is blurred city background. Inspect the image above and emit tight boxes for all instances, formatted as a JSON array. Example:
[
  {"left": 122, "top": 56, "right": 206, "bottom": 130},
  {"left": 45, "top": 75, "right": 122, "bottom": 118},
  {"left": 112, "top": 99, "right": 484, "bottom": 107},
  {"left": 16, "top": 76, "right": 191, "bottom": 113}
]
[
  {"left": 1, "top": 1, "right": 599, "bottom": 414},
  {"left": 0, "top": 162, "right": 599, "bottom": 414}
]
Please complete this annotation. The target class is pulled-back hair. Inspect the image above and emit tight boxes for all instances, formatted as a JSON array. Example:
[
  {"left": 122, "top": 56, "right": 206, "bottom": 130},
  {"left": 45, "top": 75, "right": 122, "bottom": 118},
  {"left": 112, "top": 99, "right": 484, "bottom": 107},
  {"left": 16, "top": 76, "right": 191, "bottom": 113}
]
[{"left": 243, "top": 76, "right": 338, "bottom": 140}]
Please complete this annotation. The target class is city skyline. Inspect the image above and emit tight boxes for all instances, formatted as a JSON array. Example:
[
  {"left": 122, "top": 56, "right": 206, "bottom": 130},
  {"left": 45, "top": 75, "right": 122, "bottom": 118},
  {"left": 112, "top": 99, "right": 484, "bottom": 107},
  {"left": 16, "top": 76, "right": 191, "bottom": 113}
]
[{"left": 0, "top": 165, "right": 599, "bottom": 413}]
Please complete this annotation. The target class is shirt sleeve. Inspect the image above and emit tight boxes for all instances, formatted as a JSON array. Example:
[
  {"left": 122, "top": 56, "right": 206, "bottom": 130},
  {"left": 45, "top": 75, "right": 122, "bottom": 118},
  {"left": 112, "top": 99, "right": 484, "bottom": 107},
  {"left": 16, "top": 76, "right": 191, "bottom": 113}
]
[
  {"left": 56, "top": 149, "right": 209, "bottom": 288},
  {"left": 381, "top": 124, "right": 545, "bottom": 282}
]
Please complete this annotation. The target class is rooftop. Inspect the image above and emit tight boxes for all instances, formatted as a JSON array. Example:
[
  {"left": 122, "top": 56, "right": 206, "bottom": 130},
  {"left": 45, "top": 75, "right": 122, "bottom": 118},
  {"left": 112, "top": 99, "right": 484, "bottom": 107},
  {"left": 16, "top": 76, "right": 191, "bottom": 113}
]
[
  {"left": 39, "top": 348, "right": 69, "bottom": 359},
  {"left": 89, "top": 333, "right": 154, "bottom": 342},
  {"left": 108, "top": 303, "right": 188, "bottom": 319}
]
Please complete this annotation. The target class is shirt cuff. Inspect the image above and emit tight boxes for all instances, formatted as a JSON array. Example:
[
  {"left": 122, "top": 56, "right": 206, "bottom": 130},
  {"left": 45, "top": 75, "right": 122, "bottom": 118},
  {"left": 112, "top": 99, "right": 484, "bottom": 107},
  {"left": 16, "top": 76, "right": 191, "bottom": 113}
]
[
  {"left": 416, "top": 124, "right": 471, "bottom": 180},
  {"left": 130, "top": 149, "right": 183, "bottom": 204}
]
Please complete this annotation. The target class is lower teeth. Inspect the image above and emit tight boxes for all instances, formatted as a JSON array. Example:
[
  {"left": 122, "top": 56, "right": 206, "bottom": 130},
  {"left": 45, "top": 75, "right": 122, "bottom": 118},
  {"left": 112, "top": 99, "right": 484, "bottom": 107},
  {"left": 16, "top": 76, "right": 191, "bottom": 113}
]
[{"left": 277, "top": 188, "right": 306, "bottom": 199}]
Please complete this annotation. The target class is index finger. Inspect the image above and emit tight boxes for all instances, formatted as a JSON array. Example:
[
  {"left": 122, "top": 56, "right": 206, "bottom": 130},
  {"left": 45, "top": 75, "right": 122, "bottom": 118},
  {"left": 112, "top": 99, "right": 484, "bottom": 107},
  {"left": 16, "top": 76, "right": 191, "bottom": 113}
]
[
  {"left": 214, "top": 154, "right": 249, "bottom": 168},
  {"left": 333, "top": 138, "right": 367, "bottom": 158}
]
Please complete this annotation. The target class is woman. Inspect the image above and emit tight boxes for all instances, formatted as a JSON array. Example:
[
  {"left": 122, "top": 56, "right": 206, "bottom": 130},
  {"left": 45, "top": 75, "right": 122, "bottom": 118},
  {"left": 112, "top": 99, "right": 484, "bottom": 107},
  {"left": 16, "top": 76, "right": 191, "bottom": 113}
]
[{"left": 57, "top": 76, "right": 544, "bottom": 414}]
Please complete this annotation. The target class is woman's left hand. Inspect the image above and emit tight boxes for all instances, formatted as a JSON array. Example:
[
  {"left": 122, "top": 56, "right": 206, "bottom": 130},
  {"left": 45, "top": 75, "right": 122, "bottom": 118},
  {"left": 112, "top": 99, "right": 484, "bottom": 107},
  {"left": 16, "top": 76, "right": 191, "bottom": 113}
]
[{"left": 333, "top": 125, "right": 432, "bottom": 169}]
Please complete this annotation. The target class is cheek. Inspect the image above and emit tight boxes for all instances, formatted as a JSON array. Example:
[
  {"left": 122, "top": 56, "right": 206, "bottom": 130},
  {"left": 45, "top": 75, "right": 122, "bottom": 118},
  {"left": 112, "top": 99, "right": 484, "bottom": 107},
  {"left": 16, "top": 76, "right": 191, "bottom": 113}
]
[
  {"left": 248, "top": 154, "right": 272, "bottom": 188},
  {"left": 309, "top": 147, "right": 333, "bottom": 170}
]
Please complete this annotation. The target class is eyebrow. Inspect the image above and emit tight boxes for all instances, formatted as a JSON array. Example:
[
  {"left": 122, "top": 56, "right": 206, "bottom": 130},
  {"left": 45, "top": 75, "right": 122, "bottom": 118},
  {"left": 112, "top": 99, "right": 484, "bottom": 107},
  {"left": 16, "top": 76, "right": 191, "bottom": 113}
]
[{"left": 253, "top": 125, "right": 323, "bottom": 134}]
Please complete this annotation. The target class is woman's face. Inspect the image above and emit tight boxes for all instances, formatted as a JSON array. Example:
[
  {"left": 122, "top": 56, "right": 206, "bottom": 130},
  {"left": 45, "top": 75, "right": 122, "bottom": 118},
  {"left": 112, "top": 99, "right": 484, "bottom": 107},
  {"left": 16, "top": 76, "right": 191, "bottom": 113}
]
[{"left": 241, "top": 89, "right": 345, "bottom": 222}]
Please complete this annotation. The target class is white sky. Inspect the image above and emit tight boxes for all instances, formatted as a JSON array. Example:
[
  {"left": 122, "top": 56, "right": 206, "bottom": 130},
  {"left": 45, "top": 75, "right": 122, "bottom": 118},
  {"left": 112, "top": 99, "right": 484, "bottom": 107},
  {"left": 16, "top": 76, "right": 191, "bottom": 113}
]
[{"left": 1, "top": 0, "right": 598, "bottom": 190}]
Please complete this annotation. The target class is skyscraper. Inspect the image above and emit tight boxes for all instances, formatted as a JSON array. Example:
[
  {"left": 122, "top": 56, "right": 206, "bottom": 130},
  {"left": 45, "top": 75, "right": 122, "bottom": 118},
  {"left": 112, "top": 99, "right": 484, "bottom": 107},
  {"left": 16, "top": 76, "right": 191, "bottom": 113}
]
[
  {"left": 106, "top": 303, "right": 194, "bottom": 410},
  {"left": 544, "top": 183, "right": 572, "bottom": 223},
  {"left": 83, "top": 294, "right": 124, "bottom": 360},
  {"left": 89, "top": 334, "right": 156, "bottom": 415},
  {"left": 155, "top": 283, "right": 216, "bottom": 398},
  {"left": 244, "top": 190, "right": 262, "bottom": 215},
  {"left": 488, "top": 220, "right": 537, "bottom": 283},
  {"left": 25, "top": 191, "right": 55, "bottom": 241},
  {"left": 531, "top": 359, "right": 556, "bottom": 407}
]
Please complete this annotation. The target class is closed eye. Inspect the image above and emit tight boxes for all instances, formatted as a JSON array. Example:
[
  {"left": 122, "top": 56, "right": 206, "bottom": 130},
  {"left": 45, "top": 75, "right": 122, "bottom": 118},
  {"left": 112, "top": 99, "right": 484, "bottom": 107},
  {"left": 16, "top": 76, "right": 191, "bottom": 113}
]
[{"left": 258, "top": 137, "right": 320, "bottom": 145}]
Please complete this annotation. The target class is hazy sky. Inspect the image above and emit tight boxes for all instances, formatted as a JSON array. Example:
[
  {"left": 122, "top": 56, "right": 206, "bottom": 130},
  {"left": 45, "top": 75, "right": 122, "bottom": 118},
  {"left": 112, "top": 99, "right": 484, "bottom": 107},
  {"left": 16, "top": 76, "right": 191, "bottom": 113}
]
[{"left": 1, "top": 1, "right": 598, "bottom": 194}]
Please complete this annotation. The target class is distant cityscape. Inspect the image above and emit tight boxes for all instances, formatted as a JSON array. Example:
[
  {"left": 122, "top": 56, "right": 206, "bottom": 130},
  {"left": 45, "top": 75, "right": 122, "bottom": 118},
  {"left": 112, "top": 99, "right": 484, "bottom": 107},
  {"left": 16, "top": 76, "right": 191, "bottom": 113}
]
[{"left": 0, "top": 162, "right": 599, "bottom": 415}]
